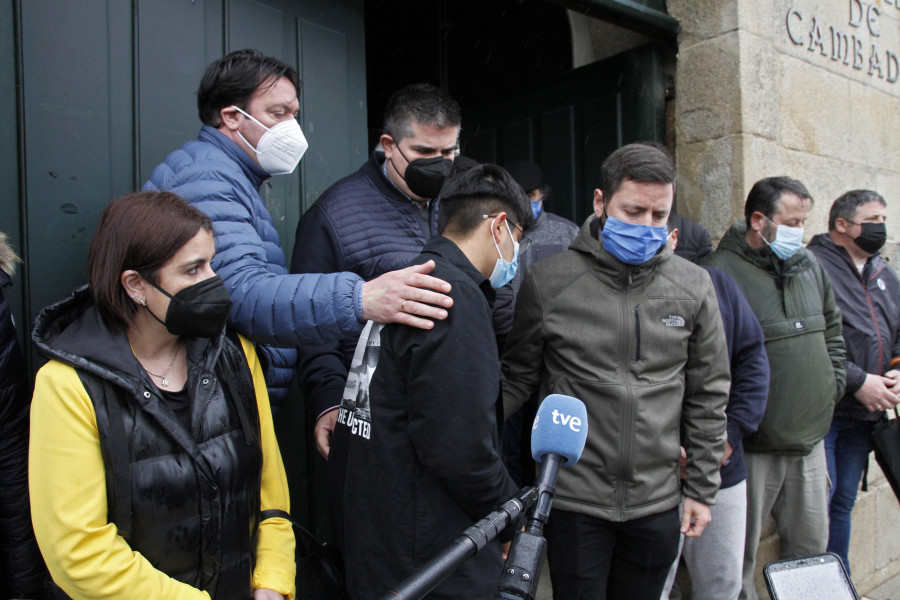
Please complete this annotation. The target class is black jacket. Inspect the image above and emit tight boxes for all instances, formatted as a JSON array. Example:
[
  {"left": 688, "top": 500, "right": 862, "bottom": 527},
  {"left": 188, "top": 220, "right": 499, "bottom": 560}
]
[
  {"left": 32, "top": 287, "right": 263, "bottom": 600},
  {"left": 334, "top": 236, "right": 518, "bottom": 600},
  {"left": 670, "top": 213, "right": 714, "bottom": 264},
  {"left": 808, "top": 234, "right": 900, "bottom": 421},
  {"left": 0, "top": 259, "right": 48, "bottom": 598},
  {"left": 291, "top": 151, "right": 440, "bottom": 419}
]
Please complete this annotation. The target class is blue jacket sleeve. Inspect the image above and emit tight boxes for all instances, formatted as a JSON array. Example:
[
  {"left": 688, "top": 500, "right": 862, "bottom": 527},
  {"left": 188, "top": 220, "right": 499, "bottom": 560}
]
[{"left": 145, "top": 161, "right": 365, "bottom": 348}]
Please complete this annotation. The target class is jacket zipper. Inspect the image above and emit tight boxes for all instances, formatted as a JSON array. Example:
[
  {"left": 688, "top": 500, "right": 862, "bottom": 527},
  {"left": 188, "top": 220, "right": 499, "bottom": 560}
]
[
  {"left": 862, "top": 267, "right": 885, "bottom": 373},
  {"left": 634, "top": 306, "right": 641, "bottom": 361}
]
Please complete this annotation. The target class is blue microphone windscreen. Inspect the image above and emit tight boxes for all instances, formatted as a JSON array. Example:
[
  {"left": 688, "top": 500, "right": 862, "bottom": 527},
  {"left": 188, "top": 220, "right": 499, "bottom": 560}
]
[{"left": 531, "top": 394, "right": 588, "bottom": 466}]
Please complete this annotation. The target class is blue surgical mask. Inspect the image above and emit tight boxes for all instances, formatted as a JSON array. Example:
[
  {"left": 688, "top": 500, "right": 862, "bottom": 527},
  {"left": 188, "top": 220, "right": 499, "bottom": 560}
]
[
  {"left": 531, "top": 200, "right": 543, "bottom": 221},
  {"left": 600, "top": 216, "right": 668, "bottom": 265},
  {"left": 759, "top": 218, "right": 804, "bottom": 259},
  {"left": 489, "top": 220, "right": 520, "bottom": 288}
]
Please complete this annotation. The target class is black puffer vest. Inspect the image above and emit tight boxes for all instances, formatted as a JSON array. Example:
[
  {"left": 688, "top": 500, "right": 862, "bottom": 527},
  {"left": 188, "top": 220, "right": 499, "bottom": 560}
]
[{"left": 33, "top": 286, "right": 262, "bottom": 600}]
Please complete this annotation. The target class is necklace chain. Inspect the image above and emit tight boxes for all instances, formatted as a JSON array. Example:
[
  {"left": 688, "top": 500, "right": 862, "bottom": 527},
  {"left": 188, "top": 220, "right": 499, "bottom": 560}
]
[{"left": 136, "top": 344, "right": 181, "bottom": 388}]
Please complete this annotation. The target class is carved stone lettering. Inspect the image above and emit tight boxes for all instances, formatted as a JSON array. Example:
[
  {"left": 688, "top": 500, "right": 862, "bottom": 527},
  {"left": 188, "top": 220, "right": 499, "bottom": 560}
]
[
  {"left": 867, "top": 5, "right": 881, "bottom": 37},
  {"left": 849, "top": 0, "right": 864, "bottom": 27},
  {"left": 785, "top": 6, "right": 896, "bottom": 84},
  {"left": 809, "top": 17, "right": 828, "bottom": 55},
  {"left": 831, "top": 27, "right": 850, "bottom": 62},
  {"left": 869, "top": 44, "right": 884, "bottom": 77},
  {"left": 787, "top": 8, "right": 805, "bottom": 45},
  {"left": 852, "top": 35, "right": 865, "bottom": 69},
  {"left": 887, "top": 51, "right": 899, "bottom": 83}
]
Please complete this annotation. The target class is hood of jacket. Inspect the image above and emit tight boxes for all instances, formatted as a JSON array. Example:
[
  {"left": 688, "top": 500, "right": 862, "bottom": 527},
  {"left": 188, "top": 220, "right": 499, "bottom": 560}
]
[{"left": 716, "top": 220, "right": 815, "bottom": 276}]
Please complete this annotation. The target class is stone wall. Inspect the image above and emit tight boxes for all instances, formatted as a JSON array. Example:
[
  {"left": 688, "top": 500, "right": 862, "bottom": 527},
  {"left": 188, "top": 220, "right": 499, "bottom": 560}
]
[
  {"left": 669, "top": 0, "right": 900, "bottom": 246},
  {"left": 667, "top": 0, "right": 900, "bottom": 597}
]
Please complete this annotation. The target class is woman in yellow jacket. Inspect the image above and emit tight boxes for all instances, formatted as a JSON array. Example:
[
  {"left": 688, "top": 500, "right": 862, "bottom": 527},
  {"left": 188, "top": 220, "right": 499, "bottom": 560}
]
[{"left": 29, "top": 191, "right": 295, "bottom": 600}]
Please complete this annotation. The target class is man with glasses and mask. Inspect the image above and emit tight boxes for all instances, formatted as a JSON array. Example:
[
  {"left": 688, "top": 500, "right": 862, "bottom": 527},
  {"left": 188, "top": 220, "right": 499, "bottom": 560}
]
[
  {"left": 703, "top": 176, "right": 846, "bottom": 600},
  {"left": 807, "top": 190, "right": 900, "bottom": 577},
  {"left": 145, "top": 51, "right": 453, "bottom": 412},
  {"left": 290, "top": 84, "right": 463, "bottom": 461},
  {"left": 334, "top": 164, "right": 530, "bottom": 599},
  {"left": 503, "top": 143, "right": 730, "bottom": 599}
]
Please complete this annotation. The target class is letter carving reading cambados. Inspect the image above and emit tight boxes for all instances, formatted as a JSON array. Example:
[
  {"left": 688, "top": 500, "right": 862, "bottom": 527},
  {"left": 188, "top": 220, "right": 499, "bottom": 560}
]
[{"left": 785, "top": 1, "right": 900, "bottom": 84}]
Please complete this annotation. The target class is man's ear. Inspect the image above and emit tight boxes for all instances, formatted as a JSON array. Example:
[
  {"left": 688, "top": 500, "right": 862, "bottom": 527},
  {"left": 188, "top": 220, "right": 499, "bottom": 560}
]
[
  {"left": 749, "top": 211, "right": 767, "bottom": 233},
  {"left": 490, "top": 212, "right": 508, "bottom": 244},
  {"left": 380, "top": 134, "right": 395, "bottom": 157},
  {"left": 219, "top": 105, "right": 242, "bottom": 132},
  {"left": 834, "top": 217, "right": 850, "bottom": 235},
  {"left": 593, "top": 189, "right": 605, "bottom": 219}
]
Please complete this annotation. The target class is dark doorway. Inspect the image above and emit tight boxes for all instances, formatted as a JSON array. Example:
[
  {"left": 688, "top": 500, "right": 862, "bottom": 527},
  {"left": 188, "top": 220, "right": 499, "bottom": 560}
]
[{"left": 364, "top": 0, "right": 671, "bottom": 223}]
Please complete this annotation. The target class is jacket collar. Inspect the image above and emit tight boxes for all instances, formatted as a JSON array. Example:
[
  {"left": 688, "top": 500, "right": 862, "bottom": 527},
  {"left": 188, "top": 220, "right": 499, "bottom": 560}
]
[
  {"left": 569, "top": 215, "right": 672, "bottom": 287},
  {"left": 808, "top": 231, "right": 883, "bottom": 280},
  {"left": 361, "top": 150, "right": 432, "bottom": 210},
  {"left": 716, "top": 221, "right": 812, "bottom": 275},
  {"left": 32, "top": 285, "right": 224, "bottom": 393},
  {"left": 420, "top": 236, "right": 496, "bottom": 305},
  {"left": 198, "top": 125, "right": 270, "bottom": 189}
]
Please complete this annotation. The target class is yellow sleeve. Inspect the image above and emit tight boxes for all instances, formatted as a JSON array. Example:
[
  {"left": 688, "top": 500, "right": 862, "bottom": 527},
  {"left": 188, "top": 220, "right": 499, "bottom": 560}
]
[
  {"left": 29, "top": 360, "right": 209, "bottom": 600},
  {"left": 239, "top": 336, "right": 297, "bottom": 599}
]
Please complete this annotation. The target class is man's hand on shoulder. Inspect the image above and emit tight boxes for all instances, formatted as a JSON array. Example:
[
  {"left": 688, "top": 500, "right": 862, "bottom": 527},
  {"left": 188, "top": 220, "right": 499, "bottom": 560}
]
[
  {"left": 361, "top": 260, "right": 453, "bottom": 329},
  {"left": 314, "top": 409, "right": 339, "bottom": 459},
  {"left": 855, "top": 373, "right": 900, "bottom": 412},
  {"left": 681, "top": 497, "right": 711, "bottom": 538}
]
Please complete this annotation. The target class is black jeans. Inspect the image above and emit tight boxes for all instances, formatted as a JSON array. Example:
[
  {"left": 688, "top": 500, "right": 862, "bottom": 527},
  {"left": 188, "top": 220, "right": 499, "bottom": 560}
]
[{"left": 545, "top": 507, "right": 681, "bottom": 600}]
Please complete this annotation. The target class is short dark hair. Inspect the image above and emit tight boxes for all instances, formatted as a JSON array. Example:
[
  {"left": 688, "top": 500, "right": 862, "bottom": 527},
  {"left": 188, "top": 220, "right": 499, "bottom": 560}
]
[
  {"left": 828, "top": 189, "right": 886, "bottom": 230},
  {"left": 383, "top": 84, "right": 461, "bottom": 142},
  {"left": 89, "top": 191, "right": 213, "bottom": 332},
  {"left": 197, "top": 49, "right": 300, "bottom": 127},
  {"left": 599, "top": 143, "right": 675, "bottom": 204},
  {"left": 438, "top": 164, "right": 533, "bottom": 236},
  {"left": 744, "top": 176, "right": 813, "bottom": 227}
]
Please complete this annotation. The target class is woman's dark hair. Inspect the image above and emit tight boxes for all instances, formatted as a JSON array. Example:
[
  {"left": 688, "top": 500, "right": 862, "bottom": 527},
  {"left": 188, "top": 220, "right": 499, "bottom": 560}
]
[
  {"left": 438, "top": 164, "right": 533, "bottom": 236},
  {"left": 89, "top": 191, "right": 213, "bottom": 332},
  {"left": 744, "top": 176, "right": 813, "bottom": 227},
  {"left": 198, "top": 49, "right": 300, "bottom": 127}
]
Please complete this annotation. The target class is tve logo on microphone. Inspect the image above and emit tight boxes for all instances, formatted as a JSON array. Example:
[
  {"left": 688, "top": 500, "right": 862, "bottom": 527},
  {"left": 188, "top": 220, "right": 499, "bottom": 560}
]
[
  {"left": 532, "top": 410, "right": 582, "bottom": 432},
  {"left": 531, "top": 394, "right": 589, "bottom": 465}
]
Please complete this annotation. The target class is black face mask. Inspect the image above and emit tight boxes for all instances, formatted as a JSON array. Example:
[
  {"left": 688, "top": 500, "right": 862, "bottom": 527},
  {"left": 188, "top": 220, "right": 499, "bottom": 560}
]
[
  {"left": 145, "top": 275, "right": 233, "bottom": 338},
  {"left": 392, "top": 144, "right": 452, "bottom": 199},
  {"left": 853, "top": 222, "right": 887, "bottom": 254}
]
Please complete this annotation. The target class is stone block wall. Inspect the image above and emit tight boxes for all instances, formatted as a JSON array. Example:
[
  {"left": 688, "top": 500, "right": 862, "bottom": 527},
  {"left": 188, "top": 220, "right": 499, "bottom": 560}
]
[{"left": 666, "top": 0, "right": 900, "bottom": 597}]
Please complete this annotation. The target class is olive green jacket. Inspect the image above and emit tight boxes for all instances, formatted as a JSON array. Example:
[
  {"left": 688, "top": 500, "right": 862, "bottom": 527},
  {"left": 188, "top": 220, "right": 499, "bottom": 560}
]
[
  {"left": 502, "top": 216, "right": 730, "bottom": 522},
  {"left": 703, "top": 222, "right": 845, "bottom": 455}
]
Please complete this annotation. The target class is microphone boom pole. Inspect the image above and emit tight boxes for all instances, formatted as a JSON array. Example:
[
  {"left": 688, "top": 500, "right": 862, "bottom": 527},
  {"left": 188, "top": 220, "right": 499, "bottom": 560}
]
[{"left": 380, "top": 487, "right": 537, "bottom": 600}]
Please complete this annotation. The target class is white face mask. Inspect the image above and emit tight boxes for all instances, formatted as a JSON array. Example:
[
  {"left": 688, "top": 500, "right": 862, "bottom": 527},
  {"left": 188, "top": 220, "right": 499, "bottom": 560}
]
[{"left": 231, "top": 106, "right": 308, "bottom": 175}]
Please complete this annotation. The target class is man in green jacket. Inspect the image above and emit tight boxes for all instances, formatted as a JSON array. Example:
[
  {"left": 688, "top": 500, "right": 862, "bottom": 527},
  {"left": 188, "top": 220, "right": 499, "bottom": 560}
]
[
  {"left": 703, "top": 176, "right": 846, "bottom": 600},
  {"left": 503, "top": 143, "right": 730, "bottom": 600}
]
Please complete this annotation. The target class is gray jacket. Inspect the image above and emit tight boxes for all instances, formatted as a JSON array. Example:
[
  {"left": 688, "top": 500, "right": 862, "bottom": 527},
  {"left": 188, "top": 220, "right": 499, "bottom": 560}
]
[{"left": 502, "top": 216, "right": 730, "bottom": 522}]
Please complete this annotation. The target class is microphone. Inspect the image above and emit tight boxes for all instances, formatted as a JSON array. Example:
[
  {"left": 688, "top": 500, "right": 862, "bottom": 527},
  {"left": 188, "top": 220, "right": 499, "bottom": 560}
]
[{"left": 497, "top": 394, "right": 588, "bottom": 600}]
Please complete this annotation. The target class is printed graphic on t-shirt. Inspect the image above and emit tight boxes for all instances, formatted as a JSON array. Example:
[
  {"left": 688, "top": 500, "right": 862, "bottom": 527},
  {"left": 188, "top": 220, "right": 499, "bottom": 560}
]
[{"left": 336, "top": 321, "right": 383, "bottom": 440}]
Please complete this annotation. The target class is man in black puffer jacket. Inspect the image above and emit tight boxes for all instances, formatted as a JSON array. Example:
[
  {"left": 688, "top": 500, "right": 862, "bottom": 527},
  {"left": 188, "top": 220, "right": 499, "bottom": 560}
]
[
  {"left": 0, "top": 232, "right": 48, "bottom": 598},
  {"left": 807, "top": 189, "right": 900, "bottom": 576}
]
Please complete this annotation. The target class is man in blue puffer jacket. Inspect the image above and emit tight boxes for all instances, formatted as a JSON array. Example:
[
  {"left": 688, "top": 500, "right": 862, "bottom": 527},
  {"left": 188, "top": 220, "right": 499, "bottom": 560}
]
[{"left": 145, "top": 50, "right": 453, "bottom": 408}]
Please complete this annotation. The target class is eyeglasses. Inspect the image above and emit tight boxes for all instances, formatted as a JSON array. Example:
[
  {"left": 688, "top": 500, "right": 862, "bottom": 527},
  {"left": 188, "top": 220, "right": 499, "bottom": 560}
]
[{"left": 483, "top": 214, "right": 523, "bottom": 235}]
